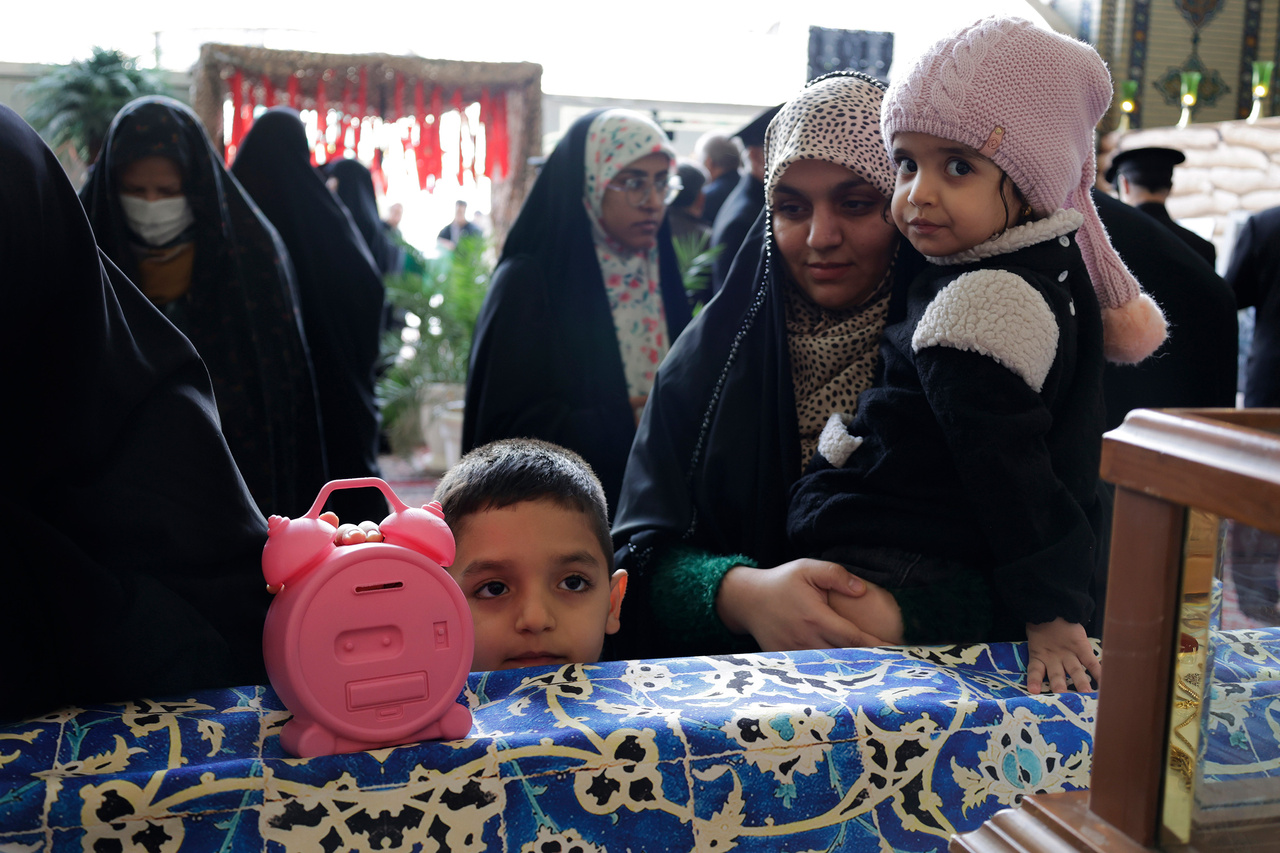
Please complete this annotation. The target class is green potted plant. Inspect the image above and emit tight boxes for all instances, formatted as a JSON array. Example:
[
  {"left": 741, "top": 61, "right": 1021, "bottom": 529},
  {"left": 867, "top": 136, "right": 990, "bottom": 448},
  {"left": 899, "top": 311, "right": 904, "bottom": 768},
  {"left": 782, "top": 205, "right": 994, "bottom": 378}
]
[
  {"left": 672, "top": 231, "right": 721, "bottom": 314},
  {"left": 23, "top": 46, "right": 168, "bottom": 166},
  {"left": 378, "top": 233, "right": 491, "bottom": 470}
]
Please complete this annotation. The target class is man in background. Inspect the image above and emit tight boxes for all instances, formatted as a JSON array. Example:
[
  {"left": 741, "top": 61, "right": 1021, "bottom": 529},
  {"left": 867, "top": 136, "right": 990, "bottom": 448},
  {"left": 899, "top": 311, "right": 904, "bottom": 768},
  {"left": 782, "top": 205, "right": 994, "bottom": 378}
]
[
  {"left": 709, "top": 104, "right": 782, "bottom": 295},
  {"left": 1226, "top": 205, "right": 1280, "bottom": 407},
  {"left": 695, "top": 133, "right": 742, "bottom": 226},
  {"left": 438, "top": 199, "right": 481, "bottom": 250},
  {"left": 1106, "top": 146, "right": 1216, "bottom": 266}
]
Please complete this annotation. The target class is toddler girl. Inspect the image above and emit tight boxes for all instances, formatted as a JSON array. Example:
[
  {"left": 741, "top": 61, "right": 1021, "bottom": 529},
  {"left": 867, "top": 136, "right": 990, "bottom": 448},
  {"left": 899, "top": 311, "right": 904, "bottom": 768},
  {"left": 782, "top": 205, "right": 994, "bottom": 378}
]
[{"left": 786, "top": 16, "right": 1167, "bottom": 693}]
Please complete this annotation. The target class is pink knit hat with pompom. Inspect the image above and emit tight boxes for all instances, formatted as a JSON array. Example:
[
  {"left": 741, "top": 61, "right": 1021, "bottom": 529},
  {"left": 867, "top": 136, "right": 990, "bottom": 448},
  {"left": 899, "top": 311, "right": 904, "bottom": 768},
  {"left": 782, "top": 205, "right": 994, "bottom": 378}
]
[{"left": 881, "top": 16, "right": 1166, "bottom": 364}]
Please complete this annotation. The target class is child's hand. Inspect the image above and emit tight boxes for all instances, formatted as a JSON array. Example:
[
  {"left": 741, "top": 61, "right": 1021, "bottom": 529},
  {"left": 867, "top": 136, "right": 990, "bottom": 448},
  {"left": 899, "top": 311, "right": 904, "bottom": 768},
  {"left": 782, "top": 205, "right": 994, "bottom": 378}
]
[
  {"left": 319, "top": 511, "right": 383, "bottom": 545},
  {"left": 1025, "top": 618, "right": 1101, "bottom": 694}
]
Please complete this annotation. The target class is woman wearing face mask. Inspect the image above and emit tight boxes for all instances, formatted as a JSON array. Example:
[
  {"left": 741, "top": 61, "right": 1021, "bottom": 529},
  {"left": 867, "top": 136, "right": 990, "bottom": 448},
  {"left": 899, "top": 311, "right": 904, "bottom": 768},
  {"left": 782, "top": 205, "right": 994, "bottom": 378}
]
[
  {"left": 463, "top": 109, "right": 692, "bottom": 517},
  {"left": 80, "top": 96, "right": 327, "bottom": 518}
]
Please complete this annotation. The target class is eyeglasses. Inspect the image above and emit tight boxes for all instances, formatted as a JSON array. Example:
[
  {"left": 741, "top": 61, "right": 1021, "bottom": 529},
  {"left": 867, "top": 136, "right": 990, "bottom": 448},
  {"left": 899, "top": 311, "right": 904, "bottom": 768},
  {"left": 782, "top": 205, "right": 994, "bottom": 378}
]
[{"left": 606, "top": 174, "right": 683, "bottom": 207}]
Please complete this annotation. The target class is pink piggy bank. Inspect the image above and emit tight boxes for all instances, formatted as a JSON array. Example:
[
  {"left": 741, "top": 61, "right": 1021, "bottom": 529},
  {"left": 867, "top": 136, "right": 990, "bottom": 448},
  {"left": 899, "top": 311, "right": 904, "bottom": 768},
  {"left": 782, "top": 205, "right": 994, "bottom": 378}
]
[{"left": 262, "top": 478, "right": 474, "bottom": 757}]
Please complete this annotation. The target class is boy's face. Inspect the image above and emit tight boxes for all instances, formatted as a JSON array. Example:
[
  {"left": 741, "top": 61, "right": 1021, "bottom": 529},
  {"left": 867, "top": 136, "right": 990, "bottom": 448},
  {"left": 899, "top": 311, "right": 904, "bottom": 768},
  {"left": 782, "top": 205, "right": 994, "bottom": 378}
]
[{"left": 447, "top": 499, "right": 626, "bottom": 672}]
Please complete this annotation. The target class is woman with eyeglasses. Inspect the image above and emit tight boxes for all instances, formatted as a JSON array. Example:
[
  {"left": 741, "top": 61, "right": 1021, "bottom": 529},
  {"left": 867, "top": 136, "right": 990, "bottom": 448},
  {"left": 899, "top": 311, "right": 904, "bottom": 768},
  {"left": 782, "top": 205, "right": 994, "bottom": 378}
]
[
  {"left": 463, "top": 109, "right": 690, "bottom": 517},
  {"left": 612, "top": 73, "right": 928, "bottom": 659}
]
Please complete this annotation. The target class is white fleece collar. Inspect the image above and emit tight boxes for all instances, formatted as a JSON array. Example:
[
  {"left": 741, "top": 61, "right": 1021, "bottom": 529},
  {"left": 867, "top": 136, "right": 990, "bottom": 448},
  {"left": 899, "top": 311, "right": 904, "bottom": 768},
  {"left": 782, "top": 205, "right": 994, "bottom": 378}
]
[{"left": 925, "top": 208, "right": 1085, "bottom": 266}]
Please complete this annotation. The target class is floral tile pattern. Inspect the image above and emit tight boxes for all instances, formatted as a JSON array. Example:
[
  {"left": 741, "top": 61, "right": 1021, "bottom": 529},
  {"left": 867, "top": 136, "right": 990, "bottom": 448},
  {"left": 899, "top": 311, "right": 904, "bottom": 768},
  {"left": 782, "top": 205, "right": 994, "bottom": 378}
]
[{"left": 0, "top": 644, "right": 1101, "bottom": 853}]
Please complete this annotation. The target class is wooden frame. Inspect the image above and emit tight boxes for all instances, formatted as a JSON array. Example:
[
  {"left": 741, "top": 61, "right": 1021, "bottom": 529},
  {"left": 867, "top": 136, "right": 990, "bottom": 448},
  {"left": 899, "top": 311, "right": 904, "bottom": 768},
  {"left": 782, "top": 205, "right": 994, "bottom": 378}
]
[{"left": 953, "top": 408, "right": 1280, "bottom": 853}]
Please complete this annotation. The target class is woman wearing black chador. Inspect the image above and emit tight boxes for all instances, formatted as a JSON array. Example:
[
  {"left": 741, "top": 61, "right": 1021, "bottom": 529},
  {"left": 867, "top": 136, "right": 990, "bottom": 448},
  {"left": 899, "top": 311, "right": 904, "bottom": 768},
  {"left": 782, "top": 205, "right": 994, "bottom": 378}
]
[
  {"left": 1, "top": 104, "right": 270, "bottom": 719},
  {"left": 232, "top": 107, "right": 386, "bottom": 522},
  {"left": 463, "top": 109, "right": 690, "bottom": 516}
]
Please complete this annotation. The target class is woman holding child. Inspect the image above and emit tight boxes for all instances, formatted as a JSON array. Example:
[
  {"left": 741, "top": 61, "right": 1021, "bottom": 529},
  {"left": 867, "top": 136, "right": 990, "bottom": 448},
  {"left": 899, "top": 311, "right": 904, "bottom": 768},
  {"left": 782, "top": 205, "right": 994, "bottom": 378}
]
[
  {"left": 613, "top": 71, "right": 923, "bottom": 659},
  {"left": 615, "top": 22, "right": 1166, "bottom": 694}
]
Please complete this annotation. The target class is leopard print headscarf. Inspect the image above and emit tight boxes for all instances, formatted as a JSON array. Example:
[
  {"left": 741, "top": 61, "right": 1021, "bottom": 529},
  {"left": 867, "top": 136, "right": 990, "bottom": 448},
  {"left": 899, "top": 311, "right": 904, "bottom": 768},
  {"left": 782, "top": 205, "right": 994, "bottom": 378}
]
[
  {"left": 765, "top": 72, "right": 896, "bottom": 207},
  {"left": 765, "top": 72, "right": 901, "bottom": 465}
]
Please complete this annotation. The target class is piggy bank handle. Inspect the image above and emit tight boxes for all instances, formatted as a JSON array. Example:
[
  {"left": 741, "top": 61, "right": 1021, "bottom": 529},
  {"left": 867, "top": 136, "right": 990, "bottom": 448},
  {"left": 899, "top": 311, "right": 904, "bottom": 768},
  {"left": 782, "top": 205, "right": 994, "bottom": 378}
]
[{"left": 302, "top": 477, "right": 409, "bottom": 521}]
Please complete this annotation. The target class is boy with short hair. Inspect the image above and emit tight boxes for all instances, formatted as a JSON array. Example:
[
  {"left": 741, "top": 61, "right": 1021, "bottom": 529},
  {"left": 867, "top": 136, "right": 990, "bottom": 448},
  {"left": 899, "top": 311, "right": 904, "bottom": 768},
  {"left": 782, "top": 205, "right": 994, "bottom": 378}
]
[{"left": 434, "top": 439, "right": 628, "bottom": 672}]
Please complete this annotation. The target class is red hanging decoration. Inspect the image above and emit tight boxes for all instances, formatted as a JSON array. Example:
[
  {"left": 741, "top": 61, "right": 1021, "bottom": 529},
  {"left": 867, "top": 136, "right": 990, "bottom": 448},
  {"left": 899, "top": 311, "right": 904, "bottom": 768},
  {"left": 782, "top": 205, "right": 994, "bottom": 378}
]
[
  {"left": 371, "top": 147, "right": 388, "bottom": 195},
  {"left": 427, "top": 85, "right": 444, "bottom": 188},
  {"left": 479, "top": 87, "right": 490, "bottom": 178},
  {"left": 313, "top": 77, "right": 327, "bottom": 166},
  {"left": 467, "top": 96, "right": 478, "bottom": 182},
  {"left": 333, "top": 79, "right": 352, "bottom": 161},
  {"left": 413, "top": 80, "right": 429, "bottom": 190},
  {"left": 245, "top": 76, "right": 258, "bottom": 134},
  {"left": 353, "top": 67, "right": 368, "bottom": 153},
  {"left": 228, "top": 69, "right": 245, "bottom": 166},
  {"left": 287, "top": 74, "right": 300, "bottom": 109},
  {"left": 487, "top": 91, "right": 509, "bottom": 180},
  {"left": 452, "top": 89, "right": 465, "bottom": 186}
]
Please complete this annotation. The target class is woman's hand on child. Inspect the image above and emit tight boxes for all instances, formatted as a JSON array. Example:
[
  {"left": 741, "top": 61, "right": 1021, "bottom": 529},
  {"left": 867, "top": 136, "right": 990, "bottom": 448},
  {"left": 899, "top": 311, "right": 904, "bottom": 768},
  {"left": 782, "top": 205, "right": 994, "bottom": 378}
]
[
  {"left": 716, "top": 560, "right": 894, "bottom": 652},
  {"left": 825, "top": 580, "right": 905, "bottom": 646},
  {"left": 319, "top": 511, "right": 383, "bottom": 545},
  {"left": 1025, "top": 618, "right": 1101, "bottom": 694}
]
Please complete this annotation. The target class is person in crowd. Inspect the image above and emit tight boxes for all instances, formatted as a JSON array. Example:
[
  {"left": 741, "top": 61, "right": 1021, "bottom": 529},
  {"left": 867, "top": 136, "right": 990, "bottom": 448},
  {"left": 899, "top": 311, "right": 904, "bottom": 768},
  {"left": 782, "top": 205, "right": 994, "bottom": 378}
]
[
  {"left": 384, "top": 202, "right": 405, "bottom": 239},
  {"left": 1223, "top": 205, "right": 1280, "bottom": 621},
  {"left": 1093, "top": 187, "right": 1236, "bottom": 429},
  {"left": 438, "top": 199, "right": 481, "bottom": 250},
  {"left": 1105, "top": 146, "right": 1215, "bottom": 266},
  {"left": 435, "top": 439, "right": 627, "bottom": 672},
  {"left": 667, "top": 159, "right": 710, "bottom": 243},
  {"left": 787, "top": 16, "right": 1166, "bottom": 694},
  {"left": 79, "top": 96, "right": 327, "bottom": 518},
  {"left": 1226, "top": 205, "right": 1280, "bottom": 407},
  {"left": 669, "top": 160, "right": 715, "bottom": 307},
  {"left": 464, "top": 109, "right": 691, "bottom": 517},
  {"left": 231, "top": 107, "right": 386, "bottom": 522},
  {"left": 612, "top": 72, "right": 922, "bottom": 661},
  {"left": 709, "top": 104, "right": 783, "bottom": 295},
  {"left": 1, "top": 104, "right": 270, "bottom": 720},
  {"left": 695, "top": 132, "right": 741, "bottom": 226},
  {"left": 326, "top": 156, "right": 409, "bottom": 426},
  {"left": 327, "top": 157, "right": 405, "bottom": 276}
]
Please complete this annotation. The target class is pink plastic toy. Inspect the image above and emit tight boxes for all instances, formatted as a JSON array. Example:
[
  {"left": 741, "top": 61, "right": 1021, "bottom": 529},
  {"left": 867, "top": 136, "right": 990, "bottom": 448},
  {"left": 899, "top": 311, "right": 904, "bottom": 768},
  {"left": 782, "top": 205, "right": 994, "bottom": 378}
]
[{"left": 262, "top": 478, "right": 474, "bottom": 757}]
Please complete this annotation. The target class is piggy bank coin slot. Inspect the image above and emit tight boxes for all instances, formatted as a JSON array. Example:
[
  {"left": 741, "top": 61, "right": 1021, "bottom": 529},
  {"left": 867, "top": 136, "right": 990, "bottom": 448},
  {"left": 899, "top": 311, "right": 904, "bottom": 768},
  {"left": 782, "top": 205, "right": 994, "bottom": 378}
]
[
  {"left": 335, "top": 626, "right": 404, "bottom": 663},
  {"left": 347, "top": 671, "right": 428, "bottom": 711},
  {"left": 354, "top": 581, "right": 405, "bottom": 593}
]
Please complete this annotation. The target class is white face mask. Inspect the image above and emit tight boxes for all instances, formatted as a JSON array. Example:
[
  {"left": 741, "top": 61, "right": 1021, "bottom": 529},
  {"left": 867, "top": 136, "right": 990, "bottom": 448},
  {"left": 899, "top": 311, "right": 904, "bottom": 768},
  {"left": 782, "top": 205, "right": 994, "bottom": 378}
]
[{"left": 118, "top": 194, "right": 195, "bottom": 247}]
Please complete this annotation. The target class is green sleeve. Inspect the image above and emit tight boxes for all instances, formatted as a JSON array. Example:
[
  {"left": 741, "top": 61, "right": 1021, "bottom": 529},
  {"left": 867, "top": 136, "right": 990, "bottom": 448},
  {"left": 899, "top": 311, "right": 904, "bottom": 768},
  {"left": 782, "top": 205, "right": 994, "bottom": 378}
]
[
  {"left": 636, "top": 544, "right": 761, "bottom": 657},
  {"left": 891, "top": 569, "right": 996, "bottom": 645}
]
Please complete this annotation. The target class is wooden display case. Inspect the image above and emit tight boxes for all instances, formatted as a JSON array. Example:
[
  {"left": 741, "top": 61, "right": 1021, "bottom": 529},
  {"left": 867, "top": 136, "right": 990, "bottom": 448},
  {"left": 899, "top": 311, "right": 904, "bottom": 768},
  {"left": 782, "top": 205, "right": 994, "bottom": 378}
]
[{"left": 952, "top": 409, "right": 1280, "bottom": 853}]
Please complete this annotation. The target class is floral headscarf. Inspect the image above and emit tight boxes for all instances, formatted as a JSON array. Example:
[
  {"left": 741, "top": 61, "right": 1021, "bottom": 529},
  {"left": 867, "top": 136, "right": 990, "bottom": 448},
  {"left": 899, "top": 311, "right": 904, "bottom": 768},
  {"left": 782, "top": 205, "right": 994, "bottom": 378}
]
[{"left": 582, "top": 110, "right": 677, "bottom": 399}]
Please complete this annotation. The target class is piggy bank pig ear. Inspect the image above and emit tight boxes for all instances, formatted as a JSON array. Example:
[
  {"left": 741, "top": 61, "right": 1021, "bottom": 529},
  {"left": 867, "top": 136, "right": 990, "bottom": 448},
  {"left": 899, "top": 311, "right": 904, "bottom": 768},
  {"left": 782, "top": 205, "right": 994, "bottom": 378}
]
[
  {"left": 262, "top": 514, "right": 339, "bottom": 589},
  {"left": 379, "top": 502, "right": 456, "bottom": 567}
]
